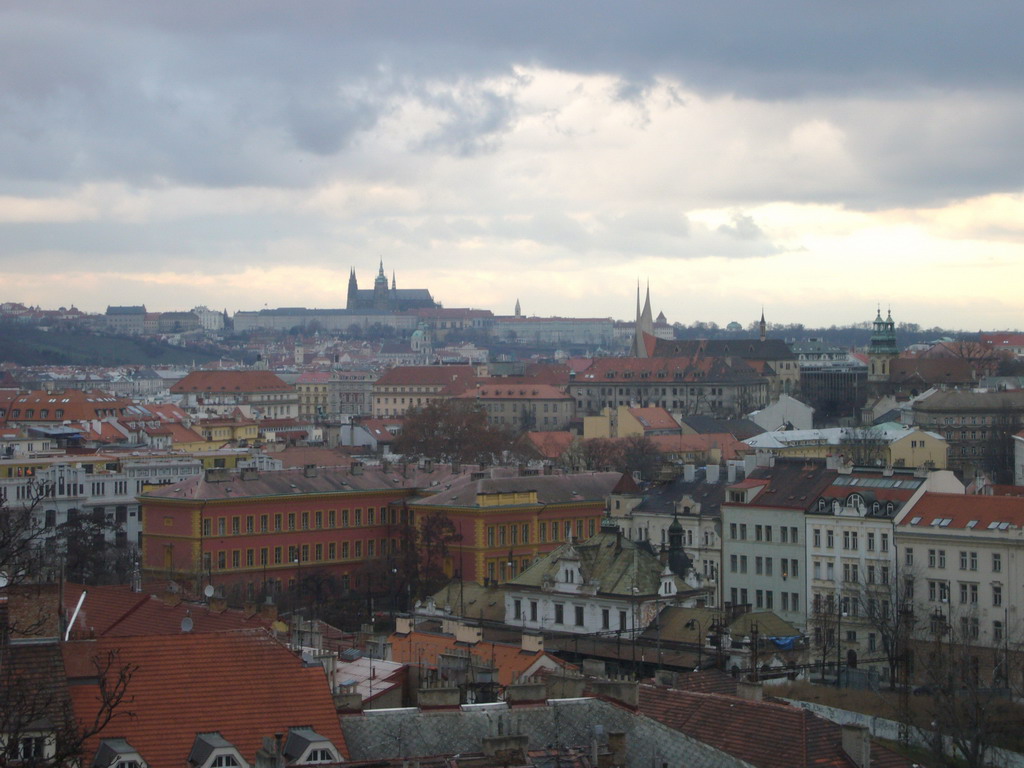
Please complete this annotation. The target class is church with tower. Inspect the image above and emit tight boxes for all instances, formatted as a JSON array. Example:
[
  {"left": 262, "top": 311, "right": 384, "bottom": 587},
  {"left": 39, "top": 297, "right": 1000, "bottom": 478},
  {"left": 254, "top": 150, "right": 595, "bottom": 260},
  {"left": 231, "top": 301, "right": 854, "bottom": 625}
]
[
  {"left": 346, "top": 261, "right": 439, "bottom": 312},
  {"left": 867, "top": 307, "right": 899, "bottom": 383}
]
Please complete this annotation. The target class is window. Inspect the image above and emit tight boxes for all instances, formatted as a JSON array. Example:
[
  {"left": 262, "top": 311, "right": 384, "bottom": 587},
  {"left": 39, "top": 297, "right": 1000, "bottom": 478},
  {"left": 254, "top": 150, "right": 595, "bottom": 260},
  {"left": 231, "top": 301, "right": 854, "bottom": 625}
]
[
  {"left": 301, "top": 511, "right": 310, "bottom": 530},
  {"left": 755, "top": 524, "right": 763, "bottom": 541},
  {"left": 928, "top": 549, "right": 936, "bottom": 567},
  {"left": 994, "top": 620, "right": 1004, "bottom": 643},
  {"left": 970, "top": 551, "right": 978, "bottom": 571},
  {"left": 212, "top": 755, "right": 240, "bottom": 768},
  {"left": 781, "top": 526, "right": 788, "bottom": 543},
  {"left": 619, "top": 610, "right": 627, "bottom": 631},
  {"left": 203, "top": 518, "right": 212, "bottom": 536},
  {"left": 881, "top": 532, "right": 889, "bottom": 552},
  {"left": 764, "top": 526, "right": 772, "bottom": 542},
  {"left": 740, "top": 555, "right": 748, "bottom": 574},
  {"left": 765, "top": 558, "right": 773, "bottom": 576},
  {"left": 487, "top": 527, "right": 495, "bottom": 547},
  {"left": 790, "top": 526, "right": 798, "bottom": 543},
  {"left": 731, "top": 523, "right": 738, "bottom": 539},
  {"left": 939, "top": 550, "right": 946, "bottom": 568},
  {"left": 328, "top": 510, "right": 336, "bottom": 527},
  {"left": 993, "top": 553, "right": 1002, "bottom": 572},
  {"left": 218, "top": 518, "right": 226, "bottom": 536},
  {"left": 530, "top": 601, "right": 538, "bottom": 621},
  {"left": 288, "top": 513, "right": 296, "bottom": 531},
  {"left": 740, "top": 524, "right": 747, "bottom": 540},
  {"left": 993, "top": 585, "right": 1002, "bottom": 606},
  {"left": 867, "top": 532, "right": 875, "bottom": 551},
  {"left": 881, "top": 565, "right": 890, "bottom": 584},
  {"left": 755, "top": 556, "right": 763, "bottom": 575},
  {"left": 514, "top": 599, "right": 522, "bottom": 620},
  {"left": 554, "top": 604, "right": 564, "bottom": 624},
  {"left": 960, "top": 551, "right": 968, "bottom": 570},
  {"left": 575, "top": 605, "right": 584, "bottom": 626},
  {"left": 602, "top": 608, "right": 610, "bottom": 629},
  {"left": 826, "top": 529, "right": 834, "bottom": 548},
  {"left": 905, "top": 547, "right": 914, "bottom": 566},
  {"left": 813, "top": 528, "right": 821, "bottom": 547},
  {"left": 730, "top": 555, "right": 738, "bottom": 573}
]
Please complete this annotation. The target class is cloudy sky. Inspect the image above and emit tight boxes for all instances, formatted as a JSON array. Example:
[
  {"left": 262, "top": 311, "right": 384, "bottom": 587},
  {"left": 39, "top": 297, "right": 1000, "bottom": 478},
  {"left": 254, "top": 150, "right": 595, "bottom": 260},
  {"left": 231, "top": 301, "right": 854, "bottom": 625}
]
[{"left": 3, "top": 2, "right": 1024, "bottom": 330}]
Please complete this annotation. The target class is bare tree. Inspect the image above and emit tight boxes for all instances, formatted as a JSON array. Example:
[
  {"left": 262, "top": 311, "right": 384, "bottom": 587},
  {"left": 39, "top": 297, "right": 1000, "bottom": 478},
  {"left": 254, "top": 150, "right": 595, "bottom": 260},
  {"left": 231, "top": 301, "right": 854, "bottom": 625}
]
[
  {"left": 0, "top": 644, "right": 135, "bottom": 768},
  {"left": 810, "top": 592, "right": 840, "bottom": 681},
  {"left": 854, "top": 566, "right": 917, "bottom": 690},
  {"left": 913, "top": 605, "right": 1024, "bottom": 768},
  {"left": 0, "top": 482, "right": 136, "bottom": 766}
]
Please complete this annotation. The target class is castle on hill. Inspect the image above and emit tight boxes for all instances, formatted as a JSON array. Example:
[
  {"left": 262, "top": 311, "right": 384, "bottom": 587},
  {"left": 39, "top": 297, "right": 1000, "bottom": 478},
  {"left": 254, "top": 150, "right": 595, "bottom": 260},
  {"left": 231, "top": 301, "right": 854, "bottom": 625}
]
[{"left": 347, "top": 261, "right": 438, "bottom": 312}]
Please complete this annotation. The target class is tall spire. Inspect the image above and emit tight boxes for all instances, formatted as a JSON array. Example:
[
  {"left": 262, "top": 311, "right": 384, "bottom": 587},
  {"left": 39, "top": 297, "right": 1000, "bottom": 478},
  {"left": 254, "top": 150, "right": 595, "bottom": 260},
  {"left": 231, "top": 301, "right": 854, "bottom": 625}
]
[
  {"left": 759, "top": 307, "right": 767, "bottom": 342},
  {"left": 630, "top": 280, "right": 654, "bottom": 358},
  {"left": 391, "top": 271, "right": 396, "bottom": 291},
  {"left": 514, "top": 298, "right": 521, "bottom": 318},
  {"left": 378, "top": 258, "right": 385, "bottom": 278}
]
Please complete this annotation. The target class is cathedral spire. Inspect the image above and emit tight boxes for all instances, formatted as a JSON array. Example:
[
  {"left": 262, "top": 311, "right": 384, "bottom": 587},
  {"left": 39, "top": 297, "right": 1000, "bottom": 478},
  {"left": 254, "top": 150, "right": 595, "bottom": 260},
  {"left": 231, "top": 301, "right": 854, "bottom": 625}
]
[
  {"left": 759, "top": 307, "right": 767, "bottom": 342},
  {"left": 391, "top": 271, "right": 396, "bottom": 291},
  {"left": 514, "top": 298, "right": 521, "bottom": 318}
]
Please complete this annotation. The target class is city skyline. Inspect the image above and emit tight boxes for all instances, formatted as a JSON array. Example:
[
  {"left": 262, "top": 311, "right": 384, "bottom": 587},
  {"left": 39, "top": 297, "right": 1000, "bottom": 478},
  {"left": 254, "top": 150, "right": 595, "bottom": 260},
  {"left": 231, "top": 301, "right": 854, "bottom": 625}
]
[{"left": 3, "top": 3, "right": 1024, "bottom": 330}]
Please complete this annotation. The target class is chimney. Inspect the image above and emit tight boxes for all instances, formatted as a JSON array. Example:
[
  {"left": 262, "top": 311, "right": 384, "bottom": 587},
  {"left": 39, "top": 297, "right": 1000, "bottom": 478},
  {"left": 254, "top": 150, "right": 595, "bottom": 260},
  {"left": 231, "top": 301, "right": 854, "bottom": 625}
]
[
  {"left": 683, "top": 464, "right": 695, "bottom": 482},
  {"left": 706, "top": 464, "right": 720, "bottom": 483},
  {"left": 395, "top": 615, "right": 413, "bottom": 635},
  {"left": 521, "top": 632, "right": 544, "bottom": 653},
  {"left": 350, "top": 461, "right": 363, "bottom": 476},
  {"left": 240, "top": 467, "right": 259, "bottom": 481},
  {"left": 736, "top": 680, "right": 763, "bottom": 702},
  {"left": 727, "top": 462, "right": 737, "bottom": 483},
  {"left": 243, "top": 600, "right": 258, "bottom": 618},
  {"left": 303, "top": 464, "right": 318, "bottom": 478},
  {"left": 841, "top": 724, "right": 871, "bottom": 768},
  {"left": 259, "top": 597, "right": 278, "bottom": 622},
  {"left": 606, "top": 732, "right": 627, "bottom": 768},
  {"left": 161, "top": 588, "right": 183, "bottom": 607},
  {"left": 423, "top": 458, "right": 433, "bottom": 473},
  {"left": 209, "top": 595, "right": 228, "bottom": 614},
  {"left": 744, "top": 453, "right": 758, "bottom": 476},
  {"left": 825, "top": 454, "right": 841, "bottom": 470},
  {"left": 543, "top": 463, "right": 553, "bottom": 475},
  {"left": 454, "top": 622, "right": 483, "bottom": 645}
]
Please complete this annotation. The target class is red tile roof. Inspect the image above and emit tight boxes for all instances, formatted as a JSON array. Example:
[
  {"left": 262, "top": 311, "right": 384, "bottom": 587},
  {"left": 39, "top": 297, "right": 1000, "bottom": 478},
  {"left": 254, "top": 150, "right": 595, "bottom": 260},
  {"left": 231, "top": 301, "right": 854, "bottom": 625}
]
[
  {"left": 520, "top": 431, "right": 575, "bottom": 459},
  {"left": 638, "top": 685, "right": 911, "bottom": 768},
  {"left": 62, "top": 583, "right": 275, "bottom": 639},
  {"left": 898, "top": 492, "right": 1024, "bottom": 530},
  {"left": 374, "top": 365, "right": 476, "bottom": 388},
  {"left": 171, "top": 370, "right": 292, "bottom": 394},
  {"left": 626, "top": 407, "right": 680, "bottom": 431},
  {"left": 648, "top": 433, "right": 749, "bottom": 460},
  {"left": 64, "top": 630, "right": 347, "bottom": 768},
  {"left": 388, "top": 630, "right": 572, "bottom": 687}
]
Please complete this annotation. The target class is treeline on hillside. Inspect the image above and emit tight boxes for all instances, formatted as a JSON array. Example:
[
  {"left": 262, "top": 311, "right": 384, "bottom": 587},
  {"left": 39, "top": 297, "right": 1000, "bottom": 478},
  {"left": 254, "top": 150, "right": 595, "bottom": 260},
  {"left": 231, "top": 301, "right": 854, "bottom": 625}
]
[
  {"left": 0, "top": 322, "right": 222, "bottom": 366},
  {"left": 673, "top": 321, "right": 975, "bottom": 347}
]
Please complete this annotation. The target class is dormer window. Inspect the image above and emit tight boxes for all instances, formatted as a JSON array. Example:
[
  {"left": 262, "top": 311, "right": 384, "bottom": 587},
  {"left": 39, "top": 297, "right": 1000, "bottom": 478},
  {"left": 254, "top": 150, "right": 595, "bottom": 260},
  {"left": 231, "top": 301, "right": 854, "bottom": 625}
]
[
  {"left": 189, "top": 733, "right": 248, "bottom": 768},
  {"left": 282, "top": 728, "right": 340, "bottom": 766},
  {"left": 212, "top": 756, "right": 239, "bottom": 768}
]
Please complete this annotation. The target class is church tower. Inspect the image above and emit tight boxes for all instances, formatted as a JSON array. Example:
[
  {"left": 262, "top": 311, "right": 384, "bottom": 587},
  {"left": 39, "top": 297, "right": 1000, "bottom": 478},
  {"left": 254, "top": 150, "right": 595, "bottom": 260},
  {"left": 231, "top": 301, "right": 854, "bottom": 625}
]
[
  {"left": 347, "top": 268, "right": 359, "bottom": 310},
  {"left": 373, "top": 259, "right": 389, "bottom": 310},
  {"left": 867, "top": 306, "right": 898, "bottom": 383},
  {"left": 759, "top": 308, "right": 767, "bottom": 342},
  {"left": 514, "top": 298, "right": 521, "bottom": 318},
  {"left": 630, "top": 282, "right": 654, "bottom": 358}
]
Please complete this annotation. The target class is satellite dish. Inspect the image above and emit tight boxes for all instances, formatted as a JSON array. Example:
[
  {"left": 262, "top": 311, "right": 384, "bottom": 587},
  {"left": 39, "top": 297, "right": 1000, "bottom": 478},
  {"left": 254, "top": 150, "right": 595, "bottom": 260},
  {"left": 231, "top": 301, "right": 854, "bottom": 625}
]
[
  {"left": 181, "top": 616, "right": 194, "bottom": 633},
  {"left": 203, "top": 584, "right": 215, "bottom": 599},
  {"left": 0, "top": 572, "right": 8, "bottom": 589}
]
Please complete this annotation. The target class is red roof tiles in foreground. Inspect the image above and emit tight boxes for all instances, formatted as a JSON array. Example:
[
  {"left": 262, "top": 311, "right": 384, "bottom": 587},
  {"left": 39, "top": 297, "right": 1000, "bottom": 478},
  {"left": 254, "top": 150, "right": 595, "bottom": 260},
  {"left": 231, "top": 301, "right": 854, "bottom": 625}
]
[
  {"left": 64, "top": 630, "right": 347, "bottom": 768},
  {"left": 637, "top": 685, "right": 911, "bottom": 768}
]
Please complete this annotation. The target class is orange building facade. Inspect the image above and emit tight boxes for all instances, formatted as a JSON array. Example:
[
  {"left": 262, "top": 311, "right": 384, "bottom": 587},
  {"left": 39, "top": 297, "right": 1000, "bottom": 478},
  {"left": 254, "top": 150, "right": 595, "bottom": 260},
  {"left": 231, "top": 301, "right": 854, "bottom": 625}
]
[
  {"left": 140, "top": 466, "right": 418, "bottom": 601},
  {"left": 409, "top": 471, "right": 621, "bottom": 585}
]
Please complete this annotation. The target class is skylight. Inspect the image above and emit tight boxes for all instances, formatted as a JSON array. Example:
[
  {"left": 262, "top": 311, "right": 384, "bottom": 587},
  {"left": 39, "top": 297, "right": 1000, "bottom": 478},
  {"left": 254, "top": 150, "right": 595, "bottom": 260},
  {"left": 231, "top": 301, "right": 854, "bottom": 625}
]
[{"left": 910, "top": 516, "right": 922, "bottom": 525}]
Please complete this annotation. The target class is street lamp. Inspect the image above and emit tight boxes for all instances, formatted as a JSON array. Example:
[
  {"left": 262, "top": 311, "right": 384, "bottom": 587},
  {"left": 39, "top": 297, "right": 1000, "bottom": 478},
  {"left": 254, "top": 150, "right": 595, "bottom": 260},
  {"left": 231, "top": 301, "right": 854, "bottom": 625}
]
[
  {"left": 686, "top": 618, "right": 703, "bottom": 671},
  {"left": 835, "top": 593, "right": 848, "bottom": 688}
]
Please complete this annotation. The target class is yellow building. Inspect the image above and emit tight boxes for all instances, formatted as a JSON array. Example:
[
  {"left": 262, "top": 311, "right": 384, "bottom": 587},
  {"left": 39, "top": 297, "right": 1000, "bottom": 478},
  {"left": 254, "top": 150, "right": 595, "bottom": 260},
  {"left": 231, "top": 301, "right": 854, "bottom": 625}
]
[{"left": 744, "top": 422, "right": 947, "bottom": 469}]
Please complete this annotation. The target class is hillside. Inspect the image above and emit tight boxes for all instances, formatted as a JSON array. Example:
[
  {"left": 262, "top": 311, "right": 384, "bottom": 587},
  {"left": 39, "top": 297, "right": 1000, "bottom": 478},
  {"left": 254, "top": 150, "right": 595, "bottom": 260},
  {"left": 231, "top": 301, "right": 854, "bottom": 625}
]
[{"left": 0, "top": 323, "right": 222, "bottom": 366}]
